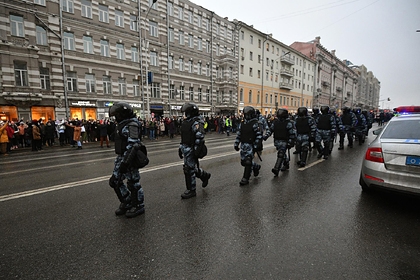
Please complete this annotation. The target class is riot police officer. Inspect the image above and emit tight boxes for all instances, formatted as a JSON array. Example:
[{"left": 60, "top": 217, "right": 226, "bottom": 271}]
[
  {"left": 329, "top": 108, "right": 342, "bottom": 154},
  {"left": 354, "top": 107, "right": 367, "bottom": 145},
  {"left": 338, "top": 107, "right": 357, "bottom": 149},
  {"left": 315, "top": 105, "right": 336, "bottom": 160},
  {"left": 109, "top": 102, "right": 145, "bottom": 218},
  {"left": 295, "top": 107, "right": 317, "bottom": 168},
  {"left": 263, "top": 108, "right": 296, "bottom": 176},
  {"left": 234, "top": 106, "right": 263, "bottom": 185},
  {"left": 178, "top": 103, "right": 211, "bottom": 199}
]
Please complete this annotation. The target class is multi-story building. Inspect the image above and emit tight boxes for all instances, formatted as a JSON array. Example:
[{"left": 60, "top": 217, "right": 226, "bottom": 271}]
[
  {"left": 348, "top": 64, "right": 381, "bottom": 111},
  {"left": 236, "top": 21, "right": 315, "bottom": 116},
  {"left": 291, "top": 36, "right": 379, "bottom": 111},
  {"left": 0, "top": 0, "right": 237, "bottom": 122}
]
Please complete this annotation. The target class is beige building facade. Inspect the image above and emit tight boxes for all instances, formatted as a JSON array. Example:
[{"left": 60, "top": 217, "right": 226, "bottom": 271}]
[{"left": 236, "top": 21, "right": 315, "bottom": 116}]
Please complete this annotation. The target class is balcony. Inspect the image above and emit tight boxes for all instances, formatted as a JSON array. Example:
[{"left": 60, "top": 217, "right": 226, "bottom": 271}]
[
  {"left": 280, "top": 68, "right": 294, "bottom": 77},
  {"left": 280, "top": 56, "right": 294, "bottom": 65},
  {"left": 279, "top": 82, "right": 293, "bottom": 90}
]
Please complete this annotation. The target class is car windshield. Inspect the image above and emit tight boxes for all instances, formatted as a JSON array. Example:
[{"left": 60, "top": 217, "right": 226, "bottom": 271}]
[{"left": 381, "top": 119, "right": 420, "bottom": 139}]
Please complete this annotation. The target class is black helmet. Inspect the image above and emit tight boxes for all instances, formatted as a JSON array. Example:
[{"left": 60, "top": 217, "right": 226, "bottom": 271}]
[
  {"left": 313, "top": 107, "right": 320, "bottom": 114},
  {"left": 342, "top": 106, "right": 351, "bottom": 114},
  {"left": 277, "top": 108, "right": 288, "bottom": 119},
  {"left": 109, "top": 102, "right": 134, "bottom": 122},
  {"left": 256, "top": 109, "right": 261, "bottom": 116},
  {"left": 243, "top": 106, "right": 256, "bottom": 120},
  {"left": 320, "top": 105, "right": 330, "bottom": 115},
  {"left": 330, "top": 108, "right": 337, "bottom": 116},
  {"left": 181, "top": 102, "right": 199, "bottom": 118},
  {"left": 298, "top": 107, "right": 308, "bottom": 117},
  {"left": 354, "top": 107, "right": 362, "bottom": 114}
]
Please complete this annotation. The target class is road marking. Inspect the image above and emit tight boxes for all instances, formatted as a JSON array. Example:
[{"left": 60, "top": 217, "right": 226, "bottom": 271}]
[
  {"left": 298, "top": 159, "right": 325, "bottom": 171},
  {"left": 0, "top": 150, "right": 239, "bottom": 202}
]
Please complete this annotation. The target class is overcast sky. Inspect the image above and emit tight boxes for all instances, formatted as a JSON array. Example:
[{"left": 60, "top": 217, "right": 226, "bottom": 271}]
[{"left": 194, "top": 0, "right": 420, "bottom": 109}]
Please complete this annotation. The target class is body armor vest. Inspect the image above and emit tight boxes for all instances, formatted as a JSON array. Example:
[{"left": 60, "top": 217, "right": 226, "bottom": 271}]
[
  {"left": 342, "top": 113, "right": 352, "bottom": 125},
  {"left": 114, "top": 120, "right": 139, "bottom": 155},
  {"left": 317, "top": 115, "right": 332, "bottom": 130},
  {"left": 273, "top": 120, "right": 289, "bottom": 140},
  {"left": 295, "top": 118, "right": 310, "bottom": 135},
  {"left": 356, "top": 114, "right": 363, "bottom": 127},
  {"left": 181, "top": 118, "right": 195, "bottom": 146},
  {"left": 241, "top": 119, "right": 257, "bottom": 144}
]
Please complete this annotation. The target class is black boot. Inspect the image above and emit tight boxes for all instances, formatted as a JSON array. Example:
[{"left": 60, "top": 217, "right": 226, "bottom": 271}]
[
  {"left": 125, "top": 190, "right": 145, "bottom": 218},
  {"left": 253, "top": 164, "right": 261, "bottom": 177},
  {"left": 197, "top": 169, "right": 211, "bottom": 188},
  {"left": 338, "top": 141, "right": 344, "bottom": 150},
  {"left": 115, "top": 202, "right": 131, "bottom": 216},
  {"left": 240, "top": 165, "right": 252, "bottom": 185},
  {"left": 181, "top": 172, "right": 196, "bottom": 199},
  {"left": 280, "top": 161, "right": 289, "bottom": 171},
  {"left": 299, "top": 151, "right": 308, "bottom": 168},
  {"left": 323, "top": 142, "right": 330, "bottom": 159},
  {"left": 272, "top": 157, "right": 282, "bottom": 176}
]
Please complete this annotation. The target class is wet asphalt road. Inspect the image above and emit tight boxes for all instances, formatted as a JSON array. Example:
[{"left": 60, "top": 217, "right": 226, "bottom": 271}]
[{"left": 1, "top": 124, "right": 420, "bottom": 279}]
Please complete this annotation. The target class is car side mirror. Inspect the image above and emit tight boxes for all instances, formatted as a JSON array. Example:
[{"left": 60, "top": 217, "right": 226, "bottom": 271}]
[{"left": 373, "top": 128, "right": 383, "bottom": 135}]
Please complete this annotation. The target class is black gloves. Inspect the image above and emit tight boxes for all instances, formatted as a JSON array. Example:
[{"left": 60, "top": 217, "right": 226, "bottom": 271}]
[
  {"left": 234, "top": 145, "right": 239, "bottom": 151},
  {"left": 178, "top": 147, "right": 183, "bottom": 159},
  {"left": 287, "top": 142, "right": 294, "bottom": 149}
]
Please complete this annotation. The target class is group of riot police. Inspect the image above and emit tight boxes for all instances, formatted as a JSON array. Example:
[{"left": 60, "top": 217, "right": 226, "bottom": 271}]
[{"left": 106, "top": 101, "right": 372, "bottom": 218}]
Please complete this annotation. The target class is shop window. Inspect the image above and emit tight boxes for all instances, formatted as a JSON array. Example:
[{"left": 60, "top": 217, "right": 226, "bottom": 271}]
[
  {"left": 0, "top": 106, "right": 18, "bottom": 122},
  {"left": 31, "top": 106, "right": 55, "bottom": 121}
]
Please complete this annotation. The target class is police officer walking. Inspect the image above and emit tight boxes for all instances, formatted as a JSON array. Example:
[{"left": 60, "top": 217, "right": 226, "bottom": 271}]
[
  {"left": 338, "top": 107, "right": 357, "bottom": 149},
  {"left": 315, "top": 106, "right": 336, "bottom": 160},
  {"left": 354, "top": 107, "right": 367, "bottom": 145},
  {"left": 109, "top": 102, "right": 146, "bottom": 218},
  {"left": 178, "top": 103, "right": 211, "bottom": 199},
  {"left": 234, "top": 106, "right": 263, "bottom": 185},
  {"left": 263, "top": 109, "right": 296, "bottom": 176},
  {"left": 295, "top": 107, "right": 317, "bottom": 168}
]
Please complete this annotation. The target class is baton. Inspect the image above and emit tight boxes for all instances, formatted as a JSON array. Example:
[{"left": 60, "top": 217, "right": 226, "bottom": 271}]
[{"left": 256, "top": 151, "right": 262, "bottom": 162}]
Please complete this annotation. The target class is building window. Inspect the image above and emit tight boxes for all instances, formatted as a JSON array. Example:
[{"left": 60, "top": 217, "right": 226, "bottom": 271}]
[
  {"left": 188, "top": 34, "right": 193, "bottom": 48},
  {"left": 83, "top": 36, "right": 93, "bottom": 54},
  {"left": 116, "top": 43, "right": 125, "bottom": 59},
  {"left": 40, "top": 68, "right": 50, "bottom": 90},
  {"left": 169, "top": 84, "right": 175, "bottom": 99},
  {"left": 204, "top": 18, "right": 209, "bottom": 31},
  {"left": 133, "top": 80, "right": 139, "bottom": 96},
  {"left": 248, "top": 90, "right": 252, "bottom": 103},
  {"left": 249, "top": 51, "right": 253, "bottom": 61},
  {"left": 189, "top": 87, "right": 194, "bottom": 101},
  {"left": 229, "top": 67, "right": 233, "bottom": 79},
  {"left": 149, "top": 21, "right": 158, "bottom": 37},
  {"left": 198, "top": 62, "right": 202, "bottom": 75},
  {"left": 169, "top": 28, "right": 174, "bottom": 42},
  {"left": 188, "top": 61, "right": 193, "bottom": 73},
  {"left": 10, "top": 15, "right": 24, "bottom": 37},
  {"left": 81, "top": 0, "right": 92, "bottom": 18},
  {"left": 34, "top": 0, "right": 46, "bottom": 5},
  {"left": 197, "top": 16, "right": 202, "bottom": 28},
  {"left": 151, "top": 83, "right": 160, "bottom": 98},
  {"left": 206, "top": 89, "right": 210, "bottom": 102},
  {"left": 198, "top": 88, "right": 202, "bottom": 101},
  {"left": 239, "top": 88, "right": 243, "bottom": 102},
  {"left": 241, "top": 31, "right": 244, "bottom": 40},
  {"left": 118, "top": 77, "right": 126, "bottom": 95},
  {"left": 249, "top": 35, "right": 253, "bottom": 44},
  {"left": 240, "top": 65, "right": 244, "bottom": 74},
  {"left": 249, "top": 67, "right": 253, "bottom": 77},
  {"left": 14, "top": 62, "right": 28, "bottom": 86},
  {"left": 257, "top": 70, "right": 261, "bottom": 79},
  {"left": 85, "top": 74, "right": 95, "bottom": 93},
  {"left": 197, "top": 38, "right": 202, "bottom": 50},
  {"left": 63, "top": 32, "right": 75, "bottom": 50},
  {"left": 36, "top": 26, "right": 47, "bottom": 45},
  {"left": 167, "top": 2, "right": 173, "bottom": 16},
  {"left": 99, "top": 5, "right": 109, "bottom": 23},
  {"left": 61, "top": 0, "right": 74, "bottom": 13},
  {"left": 179, "top": 85, "right": 185, "bottom": 100},
  {"left": 179, "top": 31, "right": 184, "bottom": 45},
  {"left": 206, "top": 64, "right": 210, "bottom": 76},
  {"left": 178, "top": 7, "right": 183, "bottom": 20},
  {"left": 206, "top": 41, "right": 211, "bottom": 53},
  {"left": 130, "top": 15, "right": 137, "bottom": 31},
  {"left": 179, "top": 58, "right": 184, "bottom": 71},
  {"left": 115, "top": 10, "right": 124, "bottom": 27},
  {"left": 103, "top": 76, "right": 111, "bottom": 94},
  {"left": 100, "top": 40, "right": 109, "bottom": 57},
  {"left": 67, "top": 72, "right": 77, "bottom": 92},
  {"left": 187, "top": 10, "right": 193, "bottom": 23},
  {"left": 168, "top": 55, "right": 174, "bottom": 70},
  {"left": 150, "top": 51, "right": 158, "bottom": 66},
  {"left": 131, "top": 47, "right": 138, "bottom": 62}
]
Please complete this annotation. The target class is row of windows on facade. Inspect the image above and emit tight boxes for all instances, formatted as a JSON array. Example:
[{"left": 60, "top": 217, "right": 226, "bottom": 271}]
[
  {"left": 13, "top": 62, "right": 234, "bottom": 102},
  {"left": 57, "top": 0, "right": 233, "bottom": 39},
  {"left": 238, "top": 89, "right": 308, "bottom": 108}
]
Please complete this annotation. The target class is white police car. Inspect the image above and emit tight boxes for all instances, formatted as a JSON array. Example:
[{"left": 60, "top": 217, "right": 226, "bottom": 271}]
[{"left": 359, "top": 106, "right": 420, "bottom": 195}]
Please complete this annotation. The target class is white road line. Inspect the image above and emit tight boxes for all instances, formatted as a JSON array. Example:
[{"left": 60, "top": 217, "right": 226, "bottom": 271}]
[
  {"left": 298, "top": 159, "right": 325, "bottom": 171},
  {"left": 0, "top": 150, "right": 238, "bottom": 202}
]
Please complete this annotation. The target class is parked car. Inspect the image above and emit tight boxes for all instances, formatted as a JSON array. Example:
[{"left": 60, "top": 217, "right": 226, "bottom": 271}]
[{"left": 359, "top": 106, "right": 420, "bottom": 195}]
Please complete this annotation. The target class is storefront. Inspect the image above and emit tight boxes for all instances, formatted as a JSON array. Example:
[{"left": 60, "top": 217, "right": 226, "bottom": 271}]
[
  {"left": 150, "top": 105, "right": 164, "bottom": 119},
  {"left": 104, "top": 101, "right": 143, "bottom": 119},
  {"left": 0, "top": 106, "right": 18, "bottom": 122},
  {"left": 31, "top": 106, "right": 55, "bottom": 121},
  {"left": 69, "top": 100, "right": 97, "bottom": 120}
]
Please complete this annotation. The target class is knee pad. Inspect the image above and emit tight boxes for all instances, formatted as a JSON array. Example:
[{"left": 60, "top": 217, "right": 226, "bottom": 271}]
[
  {"left": 277, "top": 150, "right": 285, "bottom": 159},
  {"left": 241, "top": 156, "right": 252, "bottom": 166},
  {"left": 109, "top": 174, "right": 118, "bottom": 188}
]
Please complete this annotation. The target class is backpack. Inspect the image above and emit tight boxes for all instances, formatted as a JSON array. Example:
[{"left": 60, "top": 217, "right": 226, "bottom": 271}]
[{"left": 194, "top": 141, "right": 208, "bottom": 159}]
